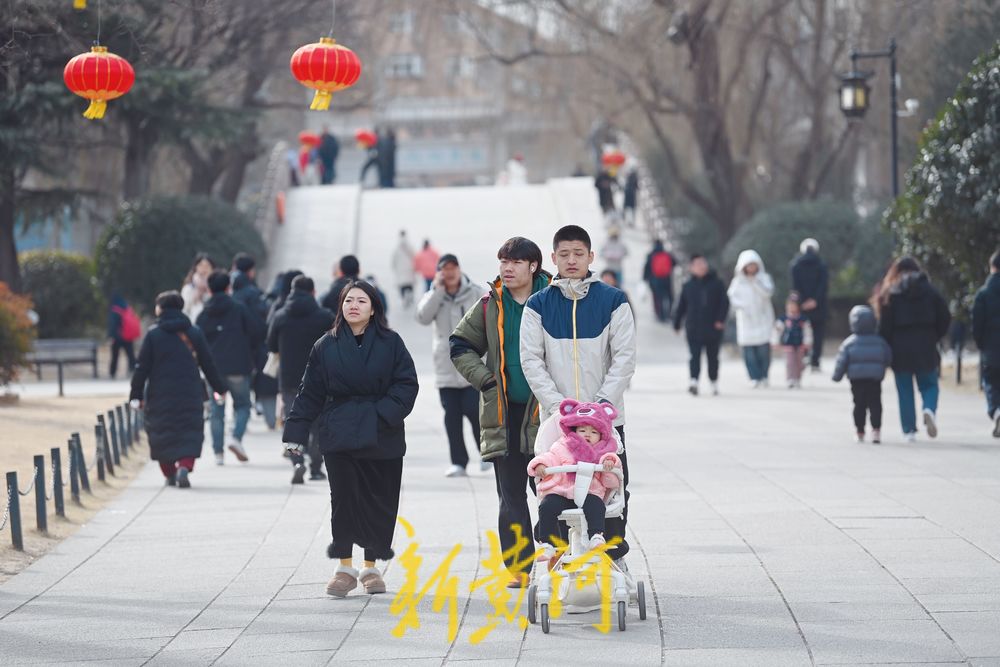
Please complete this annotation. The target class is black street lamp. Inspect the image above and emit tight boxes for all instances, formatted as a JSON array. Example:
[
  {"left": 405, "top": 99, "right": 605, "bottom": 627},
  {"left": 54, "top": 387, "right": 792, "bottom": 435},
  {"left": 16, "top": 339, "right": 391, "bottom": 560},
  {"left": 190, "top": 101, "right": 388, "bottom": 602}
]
[{"left": 839, "top": 38, "right": 899, "bottom": 197}]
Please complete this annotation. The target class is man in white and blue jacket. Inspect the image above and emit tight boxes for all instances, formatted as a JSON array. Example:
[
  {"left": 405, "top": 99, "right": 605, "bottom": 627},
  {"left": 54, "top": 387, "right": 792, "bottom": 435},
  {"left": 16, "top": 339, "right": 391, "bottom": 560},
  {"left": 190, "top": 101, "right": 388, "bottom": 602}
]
[{"left": 520, "top": 225, "right": 637, "bottom": 563}]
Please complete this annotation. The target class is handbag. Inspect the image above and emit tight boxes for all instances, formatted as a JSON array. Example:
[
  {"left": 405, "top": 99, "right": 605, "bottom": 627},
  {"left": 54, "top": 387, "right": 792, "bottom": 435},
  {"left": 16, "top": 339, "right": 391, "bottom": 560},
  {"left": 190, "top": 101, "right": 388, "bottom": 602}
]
[{"left": 177, "top": 331, "right": 210, "bottom": 402}]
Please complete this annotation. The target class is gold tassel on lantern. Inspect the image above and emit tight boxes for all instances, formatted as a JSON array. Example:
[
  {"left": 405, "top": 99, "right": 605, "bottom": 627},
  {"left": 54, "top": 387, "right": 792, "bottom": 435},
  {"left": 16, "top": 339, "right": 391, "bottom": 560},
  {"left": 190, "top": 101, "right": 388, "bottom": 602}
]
[
  {"left": 73, "top": 0, "right": 86, "bottom": 9},
  {"left": 310, "top": 90, "right": 332, "bottom": 111},
  {"left": 83, "top": 99, "right": 107, "bottom": 120}
]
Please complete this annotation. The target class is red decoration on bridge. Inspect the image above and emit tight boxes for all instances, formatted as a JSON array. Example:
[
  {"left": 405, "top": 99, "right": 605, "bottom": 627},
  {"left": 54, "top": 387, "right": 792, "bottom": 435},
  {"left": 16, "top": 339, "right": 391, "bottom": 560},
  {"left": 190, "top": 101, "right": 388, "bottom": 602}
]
[
  {"left": 355, "top": 129, "right": 377, "bottom": 148},
  {"left": 290, "top": 37, "right": 362, "bottom": 111},
  {"left": 63, "top": 46, "right": 135, "bottom": 120}
]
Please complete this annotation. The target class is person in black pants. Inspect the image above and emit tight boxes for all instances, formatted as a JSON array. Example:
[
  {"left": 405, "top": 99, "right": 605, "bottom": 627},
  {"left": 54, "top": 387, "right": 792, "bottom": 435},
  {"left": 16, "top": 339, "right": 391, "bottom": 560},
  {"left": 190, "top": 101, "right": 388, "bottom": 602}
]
[
  {"left": 832, "top": 305, "right": 892, "bottom": 443},
  {"left": 790, "top": 238, "right": 829, "bottom": 371},
  {"left": 972, "top": 248, "right": 1000, "bottom": 437},
  {"left": 673, "top": 255, "right": 730, "bottom": 396}
]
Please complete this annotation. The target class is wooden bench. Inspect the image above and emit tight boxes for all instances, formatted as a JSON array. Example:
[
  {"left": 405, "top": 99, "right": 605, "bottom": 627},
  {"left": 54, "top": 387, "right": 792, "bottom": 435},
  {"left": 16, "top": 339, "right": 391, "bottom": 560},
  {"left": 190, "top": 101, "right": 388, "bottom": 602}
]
[{"left": 26, "top": 339, "right": 99, "bottom": 397}]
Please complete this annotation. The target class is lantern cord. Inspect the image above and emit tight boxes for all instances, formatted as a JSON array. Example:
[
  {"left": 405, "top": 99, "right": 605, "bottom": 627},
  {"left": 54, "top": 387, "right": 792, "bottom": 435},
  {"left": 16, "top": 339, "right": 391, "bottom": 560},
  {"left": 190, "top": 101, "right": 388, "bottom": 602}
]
[
  {"left": 96, "top": 0, "right": 102, "bottom": 45},
  {"left": 328, "top": 0, "right": 336, "bottom": 37}
]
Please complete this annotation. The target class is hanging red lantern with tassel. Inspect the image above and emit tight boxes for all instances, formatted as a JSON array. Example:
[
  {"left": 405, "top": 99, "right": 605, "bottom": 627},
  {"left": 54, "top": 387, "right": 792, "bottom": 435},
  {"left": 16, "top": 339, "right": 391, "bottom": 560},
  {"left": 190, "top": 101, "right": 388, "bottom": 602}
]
[
  {"left": 601, "top": 151, "right": 626, "bottom": 168},
  {"left": 63, "top": 45, "right": 135, "bottom": 120},
  {"left": 289, "top": 37, "right": 361, "bottom": 111}
]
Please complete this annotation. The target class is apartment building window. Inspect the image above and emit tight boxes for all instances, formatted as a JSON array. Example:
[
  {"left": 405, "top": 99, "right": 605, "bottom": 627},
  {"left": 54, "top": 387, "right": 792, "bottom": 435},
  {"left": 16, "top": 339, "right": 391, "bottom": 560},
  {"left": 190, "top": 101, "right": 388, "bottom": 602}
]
[
  {"left": 445, "top": 55, "right": 477, "bottom": 79},
  {"left": 389, "top": 10, "right": 415, "bottom": 34},
  {"left": 384, "top": 54, "right": 424, "bottom": 79}
]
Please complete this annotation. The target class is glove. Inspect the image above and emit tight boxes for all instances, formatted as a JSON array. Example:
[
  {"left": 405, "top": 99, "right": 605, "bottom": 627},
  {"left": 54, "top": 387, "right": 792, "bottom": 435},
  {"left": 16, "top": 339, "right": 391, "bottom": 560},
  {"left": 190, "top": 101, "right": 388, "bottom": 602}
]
[{"left": 284, "top": 442, "right": 305, "bottom": 455}]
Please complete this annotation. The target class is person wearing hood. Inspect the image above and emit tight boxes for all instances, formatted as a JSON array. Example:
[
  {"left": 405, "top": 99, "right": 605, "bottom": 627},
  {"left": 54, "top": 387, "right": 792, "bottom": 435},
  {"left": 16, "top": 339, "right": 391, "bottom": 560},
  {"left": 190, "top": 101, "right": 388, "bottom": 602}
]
[
  {"left": 528, "top": 399, "right": 622, "bottom": 561},
  {"left": 520, "top": 225, "right": 637, "bottom": 566},
  {"left": 130, "top": 291, "right": 228, "bottom": 488},
  {"left": 267, "top": 275, "right": 335, "bottom": 483},
  {"left": 833, "top": 305, "right": 893, "bottom": 443},
  {"left": 876, "top": 257, "right": 951, "bottom": 441},
  {"left": 415, "top": 253, "right": 484, "bottom": 477},
  {"left": 673, "top": 255, "right": 729, "bottom": 396},
  {"left": 643, "top": 240, "right": 676, "bottom": 323},
  {"left": 790, "top": 239, "right": 829, "bottom": 371},
  {"left": 196, "top": 270, "right": 260, "bottom": 464},
  {"left": 728, "top": 250, "right": 775, "bottom": 387},
  {"left": 450, "top": 237, "right": 551, "bottom": 587},
  {"left": 972, "top": 249, "right": 1000, "bottom": 437}
]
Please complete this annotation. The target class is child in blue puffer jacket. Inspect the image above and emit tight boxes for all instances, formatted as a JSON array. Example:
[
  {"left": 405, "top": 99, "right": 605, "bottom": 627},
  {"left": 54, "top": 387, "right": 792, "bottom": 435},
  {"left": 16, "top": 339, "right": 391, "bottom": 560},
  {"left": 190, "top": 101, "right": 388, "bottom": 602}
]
[{"left": 833, "top": 305, "right": 893, "bottom": 443}]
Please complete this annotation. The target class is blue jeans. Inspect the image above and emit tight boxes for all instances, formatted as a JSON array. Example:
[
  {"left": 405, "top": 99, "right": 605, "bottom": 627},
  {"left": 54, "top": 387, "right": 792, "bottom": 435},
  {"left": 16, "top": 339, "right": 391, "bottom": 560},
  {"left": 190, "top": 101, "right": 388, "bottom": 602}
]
[
  {"left": 893, "top": 370, "right": 939, "bottom": 434},
  {"left": 742, "top": 344, "right": 771, "bottom": 381},
  {"left": 983, "top": 365, "right": 1000, "bottom": 419},
  {"left": 211, "top": 374, "right": 252, "bottom": 453}
]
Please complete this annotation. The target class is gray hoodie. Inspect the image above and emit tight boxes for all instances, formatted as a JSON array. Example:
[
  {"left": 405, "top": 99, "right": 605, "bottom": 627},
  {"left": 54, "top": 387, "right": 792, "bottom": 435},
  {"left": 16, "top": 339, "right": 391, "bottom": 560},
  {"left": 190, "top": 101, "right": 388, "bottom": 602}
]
[
  {"left": 832, "top": 306, "right": 892, "bottom": 382},
  {"left": 416, "top": 274, "right": 482, "bottom": 388}
]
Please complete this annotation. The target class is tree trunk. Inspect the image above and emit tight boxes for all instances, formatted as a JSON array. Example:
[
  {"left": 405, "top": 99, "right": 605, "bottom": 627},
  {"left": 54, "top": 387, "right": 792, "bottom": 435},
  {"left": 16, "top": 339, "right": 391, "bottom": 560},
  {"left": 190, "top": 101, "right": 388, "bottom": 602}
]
[
  {"left": 0, "top": 170, "right": 21, "bottom": 292},
  {"left": 122, "top": 119, "right": 158, "bottom": 201}
]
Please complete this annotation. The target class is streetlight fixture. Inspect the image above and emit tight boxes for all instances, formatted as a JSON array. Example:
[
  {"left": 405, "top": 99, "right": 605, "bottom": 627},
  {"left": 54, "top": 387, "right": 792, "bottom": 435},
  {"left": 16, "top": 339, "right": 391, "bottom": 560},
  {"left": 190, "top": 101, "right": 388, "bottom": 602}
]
[{"left": 839, "top": 38, "right": 900, "bottom": 197}]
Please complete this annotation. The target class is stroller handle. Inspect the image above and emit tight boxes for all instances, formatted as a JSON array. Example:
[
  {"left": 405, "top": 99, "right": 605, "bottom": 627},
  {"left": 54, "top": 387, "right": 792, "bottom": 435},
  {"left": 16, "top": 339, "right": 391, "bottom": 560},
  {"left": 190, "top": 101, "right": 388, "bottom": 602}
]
[{"left": 545, "top": 462, "right": 624, "bottom": 482}]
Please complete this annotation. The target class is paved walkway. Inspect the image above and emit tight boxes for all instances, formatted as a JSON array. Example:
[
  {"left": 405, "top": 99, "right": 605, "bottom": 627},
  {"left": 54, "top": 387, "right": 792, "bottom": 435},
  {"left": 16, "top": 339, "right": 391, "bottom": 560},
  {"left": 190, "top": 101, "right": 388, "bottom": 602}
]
[{"left": 1, "top": 355, "right": 999, "bottom": 665}]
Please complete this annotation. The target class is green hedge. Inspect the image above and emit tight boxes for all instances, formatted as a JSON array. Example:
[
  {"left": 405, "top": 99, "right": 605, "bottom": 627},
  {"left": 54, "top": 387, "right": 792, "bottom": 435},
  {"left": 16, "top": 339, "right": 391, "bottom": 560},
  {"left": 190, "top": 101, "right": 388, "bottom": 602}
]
[
  {"left": 96, "top": 195, "right": 265, "bottom": 313},
  {"left": 19, "top": 250, "right": 103, "bottom": 339}
]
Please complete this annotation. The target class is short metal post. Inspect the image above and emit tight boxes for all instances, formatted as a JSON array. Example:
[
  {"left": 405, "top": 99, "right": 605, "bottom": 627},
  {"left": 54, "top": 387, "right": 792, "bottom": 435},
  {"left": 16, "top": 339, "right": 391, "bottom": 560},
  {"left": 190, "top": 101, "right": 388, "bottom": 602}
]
[
  {"left": 105, "top": 411, "right": 121, "bottom": 468},
  {"left": 98, "top": 415, "right": 115, "bottom": 477},
  {"left": 57, "top": 362, "right": 65, "bottom": 398},
  {"left": 67, "top": 439, "right": 80, "bottom": 505},
  {"left": 33, "top": 455, "right": 47, "bottom": 533},
  {"left": 76, "top": 432, "right": 91, "bottom": 493},
  {"left": 124, "top": 404, "right": 133, "bottom": 452},
  {"left": 116, "top": 405, "right": 127, "bottom": 457},
  {"left": 51, "top": 448, "right": 65, "bottom": 517},
  {"left": 6, "top": 471, "right": 23, "bottom": 550},
  {"left": 96, "top": 430, "right": 106, "bottom": 482}
]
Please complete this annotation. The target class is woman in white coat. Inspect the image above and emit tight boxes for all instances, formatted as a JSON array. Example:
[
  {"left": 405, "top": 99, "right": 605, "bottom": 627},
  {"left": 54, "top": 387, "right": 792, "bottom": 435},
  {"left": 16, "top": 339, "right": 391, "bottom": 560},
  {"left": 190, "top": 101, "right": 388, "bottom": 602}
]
[{"left": 728, "top": 249, "right": 775, "bottom": 386}]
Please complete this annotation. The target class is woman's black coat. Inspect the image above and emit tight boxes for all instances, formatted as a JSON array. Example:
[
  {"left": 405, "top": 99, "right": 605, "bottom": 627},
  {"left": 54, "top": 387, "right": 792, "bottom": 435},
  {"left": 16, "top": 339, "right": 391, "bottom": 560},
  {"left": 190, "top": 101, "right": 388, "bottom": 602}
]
[
  {"left": 282, "top": 326, "right": 418, "bottom": 459},
  {"left": 878, "top": 272, "right": 951, "bottom": 374},
  {"left": 129, "top": 308, "right": 227, "bottom": 461}
]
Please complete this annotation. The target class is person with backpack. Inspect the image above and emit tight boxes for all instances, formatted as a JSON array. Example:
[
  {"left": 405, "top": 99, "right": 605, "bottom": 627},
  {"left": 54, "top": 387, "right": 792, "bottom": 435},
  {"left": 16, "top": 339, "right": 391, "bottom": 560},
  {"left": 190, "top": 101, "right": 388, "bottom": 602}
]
[
  {"left": 450, "top": 237, "right": 552, "bottom": 587},
  {"left": 108, "top": 292, "right": 140, "bottom": 379},
  {"left": 973, "top": 249, "right": 1000, "bottom": 437},
  {"left": 643, "top": 240, "right": 675, "bottom": 323}
]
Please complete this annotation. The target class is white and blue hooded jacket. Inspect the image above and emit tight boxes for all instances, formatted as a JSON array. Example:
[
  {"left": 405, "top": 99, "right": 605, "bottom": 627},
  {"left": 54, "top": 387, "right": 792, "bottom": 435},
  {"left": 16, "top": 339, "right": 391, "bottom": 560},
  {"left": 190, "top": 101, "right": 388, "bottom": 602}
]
[{"left": 520, "top": 273, "right": 637, "bottom": 427}]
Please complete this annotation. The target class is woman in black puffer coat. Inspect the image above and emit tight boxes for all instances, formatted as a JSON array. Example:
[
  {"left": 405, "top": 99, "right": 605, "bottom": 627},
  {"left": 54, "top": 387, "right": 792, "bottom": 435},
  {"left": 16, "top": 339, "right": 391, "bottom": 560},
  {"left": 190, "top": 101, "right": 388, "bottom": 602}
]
[
  {"left": 875, "top": 257, "right": 951, "bottom": 441},
  {"left": 130, "top": 291, "right": 227, "bottom": 488}
]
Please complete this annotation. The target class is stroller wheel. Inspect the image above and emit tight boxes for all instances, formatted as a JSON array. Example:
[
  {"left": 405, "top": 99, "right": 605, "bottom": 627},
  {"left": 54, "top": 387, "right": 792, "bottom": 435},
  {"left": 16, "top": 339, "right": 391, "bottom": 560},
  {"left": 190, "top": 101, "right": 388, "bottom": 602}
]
[
  {"left": 617, "top": 600, "right": 626, "bottom": 631},
  {"left": 540, "top": 603, "right": 550, "bottom": 634},
  {"left": 638, "top": 580, "right": 647, "bottom": 620},
  {"left": 527, "top": 584, "right": 537, "bottom": 624}
]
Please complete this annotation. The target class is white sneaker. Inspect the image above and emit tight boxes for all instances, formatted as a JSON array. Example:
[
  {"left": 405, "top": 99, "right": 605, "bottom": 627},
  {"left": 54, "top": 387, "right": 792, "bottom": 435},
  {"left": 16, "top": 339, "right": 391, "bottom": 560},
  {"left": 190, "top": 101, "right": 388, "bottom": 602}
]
[
  {"left": 751, "top": 380, "right": 761, "bottom": 389},
  {"left": 856, "top": 431, "right": 865, "bottom": 443},
  {"left": 587, "top": 534, "right": 607, "bottom": 551},
  {"left": 228, "top": 441, "right": 249, "bottom": 462},
  {"left": 215, "top": 452, "right": 224, "bottom": 465},
  {"left": 905, "top": 432, "right": 917, "bottom": 443},
  {"left": 711, "top": 382, "right": 719, "bottom": 396},
  {"left": 444, "top": 464, "right": 467, "bottom": 478},
  {"left": 761, "top": 378, "right": 770, "bottom": 388},
  {"left": 922, "top": 409, "right": 938, "bottom": 438},
  {"left": 688, "top": 379, "right": 698, "bottom": 396}
]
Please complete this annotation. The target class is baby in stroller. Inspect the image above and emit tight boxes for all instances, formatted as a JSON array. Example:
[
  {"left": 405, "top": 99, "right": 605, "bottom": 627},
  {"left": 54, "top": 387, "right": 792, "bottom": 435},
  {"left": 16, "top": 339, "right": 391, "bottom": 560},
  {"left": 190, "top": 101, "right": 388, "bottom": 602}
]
[{"left": 528, "top": 398, "right": 622, "bottom": 561}]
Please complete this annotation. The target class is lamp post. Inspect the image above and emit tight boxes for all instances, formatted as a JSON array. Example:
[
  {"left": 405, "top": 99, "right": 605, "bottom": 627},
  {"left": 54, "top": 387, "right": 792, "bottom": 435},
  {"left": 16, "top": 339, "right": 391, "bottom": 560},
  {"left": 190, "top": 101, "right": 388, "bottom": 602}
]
[{"left": 839, "top": 38, "right": 899, "bottom": 197}]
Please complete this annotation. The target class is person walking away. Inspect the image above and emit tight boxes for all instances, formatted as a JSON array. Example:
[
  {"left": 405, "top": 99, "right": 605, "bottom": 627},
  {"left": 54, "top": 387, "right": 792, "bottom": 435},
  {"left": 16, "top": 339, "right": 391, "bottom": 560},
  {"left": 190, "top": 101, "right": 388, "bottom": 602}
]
[
  {"left": 320, "top": 255, "right": 361, "bottom": 312},
  {"left": 181, "top": 253, "right": 215, "bottom": 323},
  {"left": 673, "top": 255, "right": 729, "bottom": 396},
  {"left": 268, "top": 275, "right": 335, "bottom": 484},
  {"left": 832, "top": 305, "right": 893, "bottom": 443},
  {"left": 594, "top": 168, "right": 618, "bottom": 223},
  {"left": 727, "top": 250, "right": 775, "bottom": 387},
  {"left": 790, "top": 238, "right": 829, "bottom": 371},
  {"left": 108, "top": 292, "right": 140, "bottom": 379},
  {"left": 392, "top": 231, "right": 417, "bottom": 308},
  {"left": 520, "top": 224, "right": 637, "bottom": 567},
  {"left": 196, "top": 270, "right": 259, "bottom": 464},
  {"left": 231, "top": 254, "right": 275, "bottom": 430},
  {"left": 413, "top": 240, "right": 440, "bottom": 292},
  {"left": 528, "top": 399, "right": 622, "bottom": 562},
  {"left": 643, "top": 240, "right": 675, "bottom": 323},
  {"left": 283, "top": 281, "right": 418, "bottom": 597},
  {"left": 130, "top": 291, "right": 228, "bottom": 488},
  {"left": 415, "top": 253, "right": 483, "bottom": 477},
  {"left": 622, "top": 168, "right": 639, "bottom": 226},
  {"left": 451, "top": 237, "right": 551, "bottom": 587},
  {"left": 600, "top": 228, "right": 628, "bottom": 286},
  {"left": 266, "top": 270, "right": 304, "bottom": 324},
  {"left": 774, "top": 294, "right": 812, "bottom": 388},
  {"left": 876, "top": 257, "right": 951, "bottom": 441},
  {"left": 318, "top": 127, "right": 340, "bottom": 185},
  {"left": 378, "top": 128, "right": 397, "bottom": 188},
  {"left": 973, "top": 249, "right": 1000, "bottom": 437}
]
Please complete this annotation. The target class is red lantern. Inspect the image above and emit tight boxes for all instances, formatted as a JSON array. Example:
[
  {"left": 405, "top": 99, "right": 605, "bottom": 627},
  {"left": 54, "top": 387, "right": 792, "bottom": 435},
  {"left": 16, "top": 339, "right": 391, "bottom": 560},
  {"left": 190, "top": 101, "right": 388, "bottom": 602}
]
[
  {"left": 63, "top": 45, "right": 135, "bottom": 120},
  {"left": 289, "top": 37, "right": 362, "bottom": 111},
  {"left": 602, "top": 151, "right": 626, "bottom": 167},
  {"left": 355, "top": 129, "right": 377, "bottom": 149},
  {"left": 298, "top": 131, "right": 321, "bottom": 147}
]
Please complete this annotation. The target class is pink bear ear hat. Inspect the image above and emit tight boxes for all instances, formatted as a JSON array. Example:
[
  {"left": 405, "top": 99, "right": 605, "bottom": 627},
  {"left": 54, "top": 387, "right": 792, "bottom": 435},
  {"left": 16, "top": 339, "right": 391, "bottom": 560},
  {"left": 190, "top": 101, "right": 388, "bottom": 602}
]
[{"left": 557, "top": 398, "right": 619, "bottom": 464}]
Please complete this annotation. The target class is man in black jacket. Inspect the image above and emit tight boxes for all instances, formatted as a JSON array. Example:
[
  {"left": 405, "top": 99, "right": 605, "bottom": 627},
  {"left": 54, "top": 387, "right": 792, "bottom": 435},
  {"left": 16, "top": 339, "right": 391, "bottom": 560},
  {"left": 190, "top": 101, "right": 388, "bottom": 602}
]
[
  {"left": 673, "top": 255, "right": 730, "bottom": 396},
  {"left": 231, "top": 253, "right": 274, "bottom": 427},
  {"left": 790, "top": 238, "right": 829, "bottom": 371},
  {"left": 973, "top": 249, "right": 1000, "bottom": 437},
  {"left": 196, "top": 270, "right": 260, "bottom": 464},
  {"left": 321, "top": 255, "right": 361, "bottom": 312},
  {"left": 268, "top": 276, "right": 336, "bottom": 482}
]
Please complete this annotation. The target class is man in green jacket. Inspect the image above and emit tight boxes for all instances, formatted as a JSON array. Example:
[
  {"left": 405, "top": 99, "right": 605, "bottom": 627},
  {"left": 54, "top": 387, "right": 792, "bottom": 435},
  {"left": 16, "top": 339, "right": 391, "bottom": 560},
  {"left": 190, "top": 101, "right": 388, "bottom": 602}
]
[{"left": 450, "top": 237, "right": 551, "bottom": 586}]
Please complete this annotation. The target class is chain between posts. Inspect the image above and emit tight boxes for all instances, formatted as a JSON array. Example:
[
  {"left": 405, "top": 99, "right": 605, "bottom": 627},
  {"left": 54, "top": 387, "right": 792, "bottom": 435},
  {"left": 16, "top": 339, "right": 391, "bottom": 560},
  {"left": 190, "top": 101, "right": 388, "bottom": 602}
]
[
  {"left": 0, "top": 485, "right": 11, "bottom": 532},
  {"left": 18, "top": 466, "right": 38, "bottom": 496}
]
